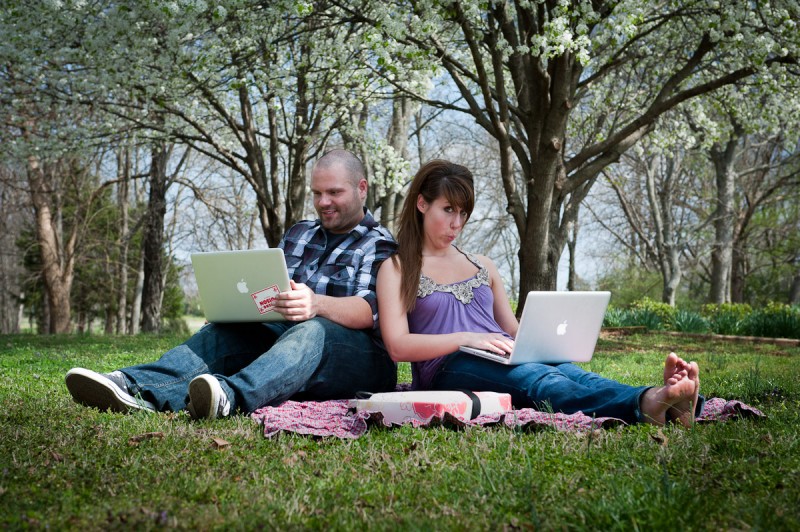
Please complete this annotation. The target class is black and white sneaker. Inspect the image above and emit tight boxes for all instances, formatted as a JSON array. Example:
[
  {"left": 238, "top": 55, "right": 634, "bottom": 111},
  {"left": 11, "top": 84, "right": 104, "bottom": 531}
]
[
  {"left": 65, "top": 368, "right": 156, "bottom": 413},
  {"left": 187, "top": 374, "right": 231, "bottom": 420}
]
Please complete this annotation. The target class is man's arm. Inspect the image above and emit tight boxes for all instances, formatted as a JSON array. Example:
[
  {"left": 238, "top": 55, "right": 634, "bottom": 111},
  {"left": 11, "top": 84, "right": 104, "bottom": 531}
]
[
  {"left": 275, "top": 223, "right": 396, "bottom": 329},
  {"left": 273, "top": 281, "right": 373, "bottom": 329}
]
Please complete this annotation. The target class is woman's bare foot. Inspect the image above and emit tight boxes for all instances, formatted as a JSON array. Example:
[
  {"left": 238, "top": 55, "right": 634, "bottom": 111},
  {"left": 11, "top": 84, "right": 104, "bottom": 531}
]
[
  {"left": 640, "top": 358, "right": 698, "bottom": 425},
  {"left": 663, "top": 352, "right": 687, "bottom": 384},
  {"left": 663, "top": 352, "right": 700, "bottom": 428}
]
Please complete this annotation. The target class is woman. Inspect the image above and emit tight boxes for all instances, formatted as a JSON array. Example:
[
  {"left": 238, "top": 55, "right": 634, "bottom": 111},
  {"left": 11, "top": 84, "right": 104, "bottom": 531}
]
[{"left": 377, "top": 160, "right": 701, "bottom": 426}]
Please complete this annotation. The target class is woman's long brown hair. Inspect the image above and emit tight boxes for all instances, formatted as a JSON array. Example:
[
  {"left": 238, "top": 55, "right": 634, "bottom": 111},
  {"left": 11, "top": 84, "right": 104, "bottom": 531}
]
[{"left": 394, "top": 160, "right": 475, "bottom": 312}]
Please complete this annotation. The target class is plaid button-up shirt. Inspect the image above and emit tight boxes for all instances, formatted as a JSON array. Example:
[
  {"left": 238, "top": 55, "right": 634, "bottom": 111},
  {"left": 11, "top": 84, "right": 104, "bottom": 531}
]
[{"left": 278, "top": 209, "right": 397, "bottom": 331}]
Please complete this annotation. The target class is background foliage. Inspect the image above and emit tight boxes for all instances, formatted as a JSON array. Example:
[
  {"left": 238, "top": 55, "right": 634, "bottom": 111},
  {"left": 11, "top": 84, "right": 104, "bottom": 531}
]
[{"left": 1, "top": 0, "right": 799, "bottom": 333}]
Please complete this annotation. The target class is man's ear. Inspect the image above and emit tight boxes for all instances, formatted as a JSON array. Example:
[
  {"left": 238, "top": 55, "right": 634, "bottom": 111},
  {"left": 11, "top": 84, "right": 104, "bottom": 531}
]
[
  {"left": 358, "top": 178, "right": 368, "bottom": 201},
  {"left": 416, "top": 194, "right": 427, "bottom": 213}
]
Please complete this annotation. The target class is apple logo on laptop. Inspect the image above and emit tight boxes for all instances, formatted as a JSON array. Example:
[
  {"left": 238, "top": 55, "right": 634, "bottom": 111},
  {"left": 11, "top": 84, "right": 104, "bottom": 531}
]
[
  {"left": 556, "top": 320, "right": 568, "bottom": 336},
  {"left": 237, "top": 279, "right": 249, "bottom": 293}
]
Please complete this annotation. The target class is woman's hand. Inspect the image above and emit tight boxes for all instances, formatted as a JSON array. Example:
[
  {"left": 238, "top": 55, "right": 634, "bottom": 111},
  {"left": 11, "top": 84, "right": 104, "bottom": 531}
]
[{"left": 462, "top": 332, "right": 515, "bottom": 355}]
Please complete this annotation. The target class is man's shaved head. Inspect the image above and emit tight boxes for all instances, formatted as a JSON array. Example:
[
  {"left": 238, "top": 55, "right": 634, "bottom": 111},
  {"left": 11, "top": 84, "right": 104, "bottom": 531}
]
[{"left": 313, "top": 149, "right": 366, "bottom": 187}]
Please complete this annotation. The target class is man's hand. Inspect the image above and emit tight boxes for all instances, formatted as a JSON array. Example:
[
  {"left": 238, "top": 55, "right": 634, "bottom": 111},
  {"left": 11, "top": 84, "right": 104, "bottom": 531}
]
[{"left": 274, "top": 280, "right": 318, "bottom": 321}]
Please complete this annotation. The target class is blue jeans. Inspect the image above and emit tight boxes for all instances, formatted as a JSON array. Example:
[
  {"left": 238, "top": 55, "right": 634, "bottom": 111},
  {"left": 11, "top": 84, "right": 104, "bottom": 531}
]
[
  {"left": 120, "top": 318, "right": 397, "bottom": 413},
  {"left": 431, "top": 352, "right": 650, "bottom": 424}
]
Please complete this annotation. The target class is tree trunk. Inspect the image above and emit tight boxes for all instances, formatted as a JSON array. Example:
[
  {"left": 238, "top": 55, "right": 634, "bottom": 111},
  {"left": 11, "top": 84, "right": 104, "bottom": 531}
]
[
  {"left": 77, "top": 311, "right": 87, "bottom": 334},
  {"left": 130, "top": 254, "right": 144, "bottom": 334},
  {"left": 286, "top": 147, "right": 309, "bottom": 230},
  {"left": 266, "top": 102, "right": 283, "bottom": 246},
  {"left": 0, "top": 181, "right": 24, "bottom": 334},
  {"left": 39, "top": 284, "right": 51, "bottom": 334},
  {"left": 116, "top": 148, "right": 131, "bottom": 334},
  {"left": 17, "top": 292, "right": 24, "bottom": 333},
  {"left": 239, "top": 85, "right": 282, "bottom": 246},
  {"left": 514, "top": 51, "right": 577, "bottom": 307},
  {"left": 567, "top": 220, "right": 578, "bottom": 292},
  {"left": 140, "top": 144, "right": 169, "bottom": 333},
  {"left": 730, "top": 243, "right": 747, "bottom": 303},
  {"left": 650, "top": 156, "right": 682, "bottom": 306},
  {"left": 27, "top": 156, "right": 74, "bottom": 333},
  {"left": 380, "top": 95, "right": 416, "bottom": 234},
  {"left": 790, "top": 269, "right": 800, "bottom": 305},
  {"left": 708, "top": 134, "right": 739, "bottom": 304},
  {"left": 662, "top": 244, "right": 682, "bottom": 307},
  {"left": 285, "top": 56, "right": 313, "bottom": 232}
]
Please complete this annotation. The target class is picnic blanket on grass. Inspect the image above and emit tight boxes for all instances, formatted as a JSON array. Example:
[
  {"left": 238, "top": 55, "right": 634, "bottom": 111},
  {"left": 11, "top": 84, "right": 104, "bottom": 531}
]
[{"left": 251, "top": 395, "right": 764, "bottom": 439}]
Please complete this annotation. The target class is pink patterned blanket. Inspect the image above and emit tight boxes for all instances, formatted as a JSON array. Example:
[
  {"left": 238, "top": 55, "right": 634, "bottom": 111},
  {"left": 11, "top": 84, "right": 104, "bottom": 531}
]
[{"left": 251, "top": 396, "right": 764, "bottom": 439}]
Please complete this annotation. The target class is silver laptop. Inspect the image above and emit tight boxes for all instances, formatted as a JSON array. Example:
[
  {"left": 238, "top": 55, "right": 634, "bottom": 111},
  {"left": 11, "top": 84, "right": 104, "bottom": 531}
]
[
  {"left": 460, "top": 291, "right": 611, "bottom": 365},
  {"left": 191, "top": 249, "right": 291, "bottom": 322}
]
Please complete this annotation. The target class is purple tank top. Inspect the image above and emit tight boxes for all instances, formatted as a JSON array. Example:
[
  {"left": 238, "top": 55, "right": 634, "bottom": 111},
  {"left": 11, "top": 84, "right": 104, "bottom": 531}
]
[{"left": 408, "top": 249, "right": 510, "bottom": 389}]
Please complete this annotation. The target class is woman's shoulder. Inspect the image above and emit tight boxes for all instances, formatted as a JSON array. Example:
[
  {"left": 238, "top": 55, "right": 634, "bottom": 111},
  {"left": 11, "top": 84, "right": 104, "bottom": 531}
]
[{"left": 455, "top": 246, "right": 494, "bottom": 269}]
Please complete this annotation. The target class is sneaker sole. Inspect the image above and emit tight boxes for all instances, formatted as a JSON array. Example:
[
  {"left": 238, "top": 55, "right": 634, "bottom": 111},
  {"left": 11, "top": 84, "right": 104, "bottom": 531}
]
[
  {"left": 188, "top": 375, "right": 220, "bottom": 420},
  {"left": 65, "top": 368, "right": 155, "bottom": 413}
]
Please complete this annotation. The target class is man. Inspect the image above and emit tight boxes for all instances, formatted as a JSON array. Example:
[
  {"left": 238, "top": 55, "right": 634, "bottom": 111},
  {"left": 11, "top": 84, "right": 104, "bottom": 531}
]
[{"left": 65, "top": 149, "right": 397, "bottom": 419}]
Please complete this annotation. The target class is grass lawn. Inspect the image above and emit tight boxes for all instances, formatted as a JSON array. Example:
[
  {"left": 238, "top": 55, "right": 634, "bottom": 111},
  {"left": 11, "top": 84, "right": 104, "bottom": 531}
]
[{"left": 1, "top": 332, "right": 798, "bottom": 530}]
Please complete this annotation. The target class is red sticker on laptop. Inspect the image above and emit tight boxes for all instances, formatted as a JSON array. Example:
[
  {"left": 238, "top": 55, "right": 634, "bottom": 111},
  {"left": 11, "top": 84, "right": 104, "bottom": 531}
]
[{"left": 251, "top": 285, "right": 281, "bottom": 314}]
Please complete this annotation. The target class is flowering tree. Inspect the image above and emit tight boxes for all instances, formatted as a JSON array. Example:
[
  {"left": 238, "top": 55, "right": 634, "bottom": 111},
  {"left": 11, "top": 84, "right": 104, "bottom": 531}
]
[
  {"left": 342, "top": 0, "right": 800, "bottom": 308},
  {"left": 595, "top": 142, "right": 706, "bottom": 306},
  {"left": 340, "top": 94, "right": 417, "bottom": 234},
  {"left": 587, "top": 102, "right": 800, "bottom": 306},
  {"left": 2, "top": 0, "right": 398, "bottom": 331},
  {"left": 680, "top": 81, "right": 800, "bottom": 303},
  {"left": 85, "top": 0, "right": 395, "bottom": 246},
  {"left": 0, "top": 1, "right": 121, "bottom": 333}
]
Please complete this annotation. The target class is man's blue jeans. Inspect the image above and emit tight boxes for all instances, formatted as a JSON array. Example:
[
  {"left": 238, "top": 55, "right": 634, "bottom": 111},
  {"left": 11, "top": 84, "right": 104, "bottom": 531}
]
[
  {"left": 120, "top": 318, "right": 397, "bottom": 413},
  {"left": 431, "top": 352, "right": 651, "bottom": 424}
]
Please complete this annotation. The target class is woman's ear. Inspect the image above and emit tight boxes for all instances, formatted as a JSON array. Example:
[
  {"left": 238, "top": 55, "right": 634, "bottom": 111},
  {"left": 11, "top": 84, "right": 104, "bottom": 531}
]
[{"left": 416, "top": 194, "right": 427, "bottom": 213}]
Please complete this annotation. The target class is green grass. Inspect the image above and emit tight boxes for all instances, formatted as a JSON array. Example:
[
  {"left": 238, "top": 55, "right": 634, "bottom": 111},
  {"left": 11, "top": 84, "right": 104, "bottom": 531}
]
[{"left": 1, "top": 333, "right": 799, "bottom": 530}]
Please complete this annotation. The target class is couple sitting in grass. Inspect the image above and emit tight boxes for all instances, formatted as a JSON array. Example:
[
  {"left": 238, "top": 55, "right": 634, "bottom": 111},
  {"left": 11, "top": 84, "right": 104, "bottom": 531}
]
[{"left": 66, "top": 150, "right": 702, "bottom": 426}]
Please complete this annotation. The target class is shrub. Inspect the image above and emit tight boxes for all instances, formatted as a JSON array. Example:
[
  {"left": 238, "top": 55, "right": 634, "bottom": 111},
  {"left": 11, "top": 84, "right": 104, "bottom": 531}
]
[
  {"left": 595, "top": 268, "right": 662, "bottom": 307},
  {"left": 602, "top": 307, "right": 662, "bottom": 330},
  {"left": 740, "top": 302, "right": 800, "bottom": 339},
  {"left": 627, "top": 308, "right": 664, "bottom": 331},
  {"left": 672, "top": 310, "right": 711, "bottom": 333},
  {"left": 702, "top": 303, "right": 752, "bottom": 335},
  {"left": 163, "top": 316, "right": 191, "bottom": 336},
  {"left": 631, "top": 297, "right": 676, "bottom": 328},
  {"left": 603, "top": 302, "right": 664, "bottom": 331},
  {"left": 603, "top": 306, "right": 628, "bottom": 327}
]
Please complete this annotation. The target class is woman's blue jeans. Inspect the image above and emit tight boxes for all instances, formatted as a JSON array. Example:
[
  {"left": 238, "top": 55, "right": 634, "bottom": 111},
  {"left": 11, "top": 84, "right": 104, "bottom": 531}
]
[
  {"left": 431, "top": 352, "right": 651, "bottom": 424},
  {"left": 120, "top": 318, "right": 397, "bottom": 413}
]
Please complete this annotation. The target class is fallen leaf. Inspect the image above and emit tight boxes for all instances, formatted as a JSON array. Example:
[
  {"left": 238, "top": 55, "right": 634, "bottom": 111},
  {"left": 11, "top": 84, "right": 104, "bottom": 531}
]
[
  {"left": 128, "top": 432, "right": 165, "bottom": 446},
  {"left": 283, "top": 450, "right": 307, "bottom": 466},
  {"left": 650, "top": 429, "right": 668, "bottom": 446},
  {"left": 211, "top": 437, "right": 231, "bottom": 450}
]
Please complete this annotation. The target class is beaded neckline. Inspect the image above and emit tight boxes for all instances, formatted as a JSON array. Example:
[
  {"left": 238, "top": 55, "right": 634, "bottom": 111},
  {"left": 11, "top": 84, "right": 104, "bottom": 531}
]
[{"left": 417, "top": 248, "right": 489, "bottom": 305}]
